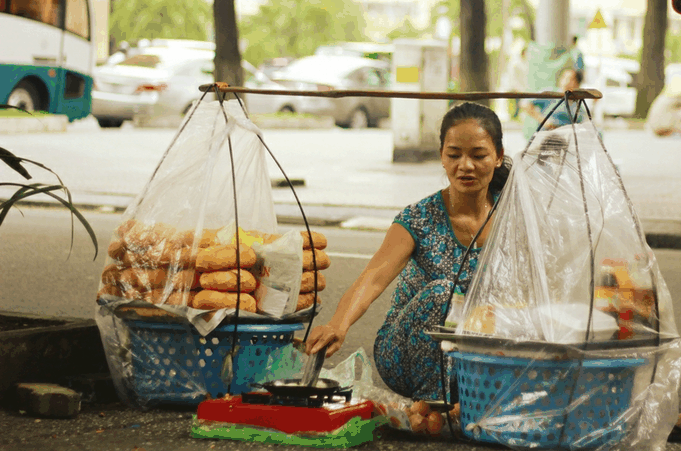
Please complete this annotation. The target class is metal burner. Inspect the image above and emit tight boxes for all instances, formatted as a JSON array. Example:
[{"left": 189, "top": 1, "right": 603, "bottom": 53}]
[{"left": 242, "top": 387, "right": 353, "bottom": 408}]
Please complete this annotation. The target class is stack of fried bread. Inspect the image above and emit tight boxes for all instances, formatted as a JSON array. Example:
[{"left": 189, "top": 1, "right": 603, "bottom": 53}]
[{"left": 98, "top": 220, "right": 330, "bottom": 317}]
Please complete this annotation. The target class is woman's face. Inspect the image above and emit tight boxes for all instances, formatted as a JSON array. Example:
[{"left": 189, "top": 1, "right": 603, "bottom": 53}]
[
  {"left": 559, "top": 69, "right": 579, "bottom": 91},
  {"left": 440, "top": 119, "right": 502, "bottom": 195}
]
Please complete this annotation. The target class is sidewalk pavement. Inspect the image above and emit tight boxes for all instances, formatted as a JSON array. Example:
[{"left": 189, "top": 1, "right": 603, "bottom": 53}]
[{"left": 2, "top": 116, "right": 679, "bottom": 249}]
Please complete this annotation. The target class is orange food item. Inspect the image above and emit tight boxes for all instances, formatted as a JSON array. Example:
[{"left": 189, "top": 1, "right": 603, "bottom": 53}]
[
  {"left": 196, "top": 244, "right": 257, "bottom": 271},
  {"left": 167, "top": 290, "right": 197, "bottom": 306},
  {"left": 408, "top": 413, "right": 427, "bottom": 433},
  {"left": 116, "top": 305, "right": 181, "bottom": 318},
  {"left": 296, "top": 293, "right": 322, "bottom": 311},
  {"left": 299, "top": 271, "right": 326, "bottom": 293},
  {"left": 426, "top": 411, "right": 443, "bottom": 436},
  {"left": 300, "top": 231, "right": 327, "bottom": 250},
  {"left": 97, "top": 284, "right": 122, "bottom": 298},
  {"left": 172, "top": 269, "right": 201, "bottom": 291},
  {"left": 410, "top": 400, "right": 430, "bottom": 417},
  {"left": 448, "top": 403, "right": 460, "bottom": 419},
  {"left": 302, "top": 249, "right": 331, "bottom": 271},
  {"left": 101, "top": 264, "right": 123, "bottom": 285},
  {"left": 199, "top": 269, "right": 257, "bottom": 292},
  {"left": 192, "top": 290, "right": 257, "bottom": 313},
  {"left": 121, "top": 222, "right": 177, "bottom": 249},
  {"left": 107, "top": 240, "right": 126, "bottom": 261}
]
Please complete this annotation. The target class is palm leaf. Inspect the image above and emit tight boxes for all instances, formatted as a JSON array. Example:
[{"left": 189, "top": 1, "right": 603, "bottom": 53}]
[
  {"left": 0, "top": 104, "right": 31, "bottom": 114},
  {"left": 0, "top": 146, "right": 32, "bottom": 180},
  {"left": 0, "top": 183, "right": 99, "bottom": 260}
]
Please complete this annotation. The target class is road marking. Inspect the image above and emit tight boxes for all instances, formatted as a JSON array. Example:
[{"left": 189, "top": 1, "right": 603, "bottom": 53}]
[{"left": 326, "top": 251, "right": 373, "bottom": 260}]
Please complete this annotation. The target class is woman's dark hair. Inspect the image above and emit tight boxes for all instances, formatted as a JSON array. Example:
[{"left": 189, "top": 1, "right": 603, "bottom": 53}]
[{"left": 439, "top": 101, "right": 511, "bottom": 193}]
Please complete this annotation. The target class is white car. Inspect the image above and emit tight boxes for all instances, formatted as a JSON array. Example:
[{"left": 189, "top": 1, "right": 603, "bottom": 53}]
[
  {"left": 91, "top": 45, "right": 280, "bottom": 128},
  {"left": 583, "top": 58, "right": 638, "bottom": 117},
  {"left": 267, "top": 55, "right": 391, "bottom": 128}
]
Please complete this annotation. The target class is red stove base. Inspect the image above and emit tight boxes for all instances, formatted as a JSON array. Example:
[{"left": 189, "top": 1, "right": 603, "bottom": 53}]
[{"left": 196, "top": 394, "right": 375, "bottom": 434}]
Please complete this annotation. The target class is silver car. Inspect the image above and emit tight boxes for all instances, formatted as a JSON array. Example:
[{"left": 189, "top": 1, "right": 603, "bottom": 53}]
[
  {"left": 268, "top": 55, "right": 391, "bottom": 128},
  {"left": 91, "top": 46, "right": 280, "bottom": 128}
]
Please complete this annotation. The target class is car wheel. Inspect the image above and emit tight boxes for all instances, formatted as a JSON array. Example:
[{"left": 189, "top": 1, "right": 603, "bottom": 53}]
[
  {"left": 96, "top": 117, "right": 124, "bottom": 128},
  {"left": 7, "top": 81, "right": 40, "bottom": 112},
  {"left": 279, "top": 105, "right": 295, "bottom": 114},
  {"left": 348, "top": 107, "right": 369, "bottom": 129}
]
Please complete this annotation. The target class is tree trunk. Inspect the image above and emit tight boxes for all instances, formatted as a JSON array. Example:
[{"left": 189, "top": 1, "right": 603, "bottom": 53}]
[
  {"left": 213, "top": 0, "right": 243, "bottom": 99},
  {"left": 635, "top": 0, "right": 667, "bottom": 119},
  {"left": 460, "top": 0, "right": 490, "bottom": 106}
]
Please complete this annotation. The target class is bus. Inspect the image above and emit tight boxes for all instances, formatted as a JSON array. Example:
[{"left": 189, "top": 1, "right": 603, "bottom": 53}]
[{"left": 0, "top": 0, "right": 96, "bottom": 122}]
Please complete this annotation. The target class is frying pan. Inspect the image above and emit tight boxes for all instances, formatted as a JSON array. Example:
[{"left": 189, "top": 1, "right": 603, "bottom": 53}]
[{"left": 251, "top": 378, "right": 351, "bottom": 398}]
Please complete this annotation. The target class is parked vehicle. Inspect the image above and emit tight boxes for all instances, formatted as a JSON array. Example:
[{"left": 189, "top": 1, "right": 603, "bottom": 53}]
[
  {"left": 268, "top": 55, "right": 391, "bottom": 128},
  {"left": 315, "top": 42, "right": 394, "bottom": 64},
  {"left": 91, "top": 46, "right": 279, "bottom": 128},
  {"left": 0, "top": 0, "right": 96, "bottom": 122},
  {"left": 583, "top": 57, "right": 638, "bottom": 117}
]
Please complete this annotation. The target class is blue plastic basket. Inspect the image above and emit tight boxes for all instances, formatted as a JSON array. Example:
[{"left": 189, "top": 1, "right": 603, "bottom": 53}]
[
  {"left": 450, "top": 351, "right": 645, "bottom": 450},
  {"left": 123, "top": 320, "right": 304, "bottom": 405}
]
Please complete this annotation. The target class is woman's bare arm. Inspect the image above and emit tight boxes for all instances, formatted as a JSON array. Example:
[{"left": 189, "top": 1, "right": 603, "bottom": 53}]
[{"left": 306, "top": 223, "right": 415, "bottom": 355}]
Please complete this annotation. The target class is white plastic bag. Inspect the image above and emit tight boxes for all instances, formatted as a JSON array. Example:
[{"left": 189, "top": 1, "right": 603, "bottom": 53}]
[{"left": 252, "top": 230, "right": 304, "bottom": 317}]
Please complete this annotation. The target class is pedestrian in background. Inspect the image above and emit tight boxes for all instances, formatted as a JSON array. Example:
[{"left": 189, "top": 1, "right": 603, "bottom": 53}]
[
  {"left": 521, "top": 67, "right": 587, "bottom": 141},
  {"left": 571, "top": 36, "right": 585, "bottom": 74},
  {"left": 509, "top": 46, "right": 529, "bottom": 119},
  {"left": 306, "top": 102, "right": 512, "bottom": 400}
]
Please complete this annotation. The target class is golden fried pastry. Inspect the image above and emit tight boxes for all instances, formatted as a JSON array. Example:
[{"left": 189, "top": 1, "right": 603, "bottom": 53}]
[
  {"left": 195, "top": 244, "right": 257, "bottom": 271},
  {"left": 301, "top": 231, "right": 327, "bottom": 250},
  {"left": 299, "top": 271, "right": 326, "bottom": 293},
  {"left": 97, "top": 283, "right": 123, "bottom": 298},
  {"left": 192, "top": 290, "right": 257, "bottom": 313},
  {"left": 199, "top": 269, "right": 257, "bottom": 292},
  {"left": 101, "top": 263, "right": 123, "bottom": 285},
  {"left": 107, "top": 240, "right": 126, "bottom": 261},
  {"left": 117, "top": 305, "right": 181, "bottom": 318},
  {"left": 172, "top": 269, "right": 201, "bottom": 291},
  {"left": 296, "top": 293, "right": 322, "bottom": 311},
  {"left": 302, "top": 249, "right": 331, "bottom": 271}
]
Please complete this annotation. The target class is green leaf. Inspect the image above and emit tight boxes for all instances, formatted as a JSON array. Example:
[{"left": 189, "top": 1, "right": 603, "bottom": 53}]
[
  {"left": 0, "top": 183, "right": 99, "bottom": 260},
  {"left": 0, "top": 104, "right": 29, "bottom": 113},
  {"left": 0, "top": 147, "right": 32, "bottom": 180}
]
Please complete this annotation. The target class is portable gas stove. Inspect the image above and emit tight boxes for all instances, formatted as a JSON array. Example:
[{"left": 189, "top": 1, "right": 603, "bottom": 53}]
[{"left": 196, "top": 386, "right": 375, "bottom": 435}]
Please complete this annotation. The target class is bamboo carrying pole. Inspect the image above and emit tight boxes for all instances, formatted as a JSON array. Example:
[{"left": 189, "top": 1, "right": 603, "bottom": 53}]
[{"left": 199, "top": 82, "right": 602, "bottom": 101}]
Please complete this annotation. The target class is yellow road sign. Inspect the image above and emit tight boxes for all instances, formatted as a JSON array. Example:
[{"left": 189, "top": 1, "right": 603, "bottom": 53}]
[{"left": 588, "top": 9, "right": 607, "bottom": 29}]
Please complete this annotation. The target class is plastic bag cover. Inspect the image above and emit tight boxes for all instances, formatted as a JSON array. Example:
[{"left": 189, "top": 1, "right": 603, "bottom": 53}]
[{"left": 94, "top": 99, "right": 316, "bottom": 406}]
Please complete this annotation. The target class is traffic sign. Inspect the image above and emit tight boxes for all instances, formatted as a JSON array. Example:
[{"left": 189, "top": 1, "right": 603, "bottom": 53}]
[{"left": 588, "top": 9, "right": 607, "bottom": 29}]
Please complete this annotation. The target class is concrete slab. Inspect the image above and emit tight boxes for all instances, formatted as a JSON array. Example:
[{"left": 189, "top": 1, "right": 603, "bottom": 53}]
[{"left": 0, "top": 115, "right": 68, "bottom": 134}]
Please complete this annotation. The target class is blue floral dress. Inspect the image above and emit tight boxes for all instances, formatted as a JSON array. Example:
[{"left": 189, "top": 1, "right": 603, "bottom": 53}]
[{"left": 373, "top": 190, "right": 487, "bottom": 400}]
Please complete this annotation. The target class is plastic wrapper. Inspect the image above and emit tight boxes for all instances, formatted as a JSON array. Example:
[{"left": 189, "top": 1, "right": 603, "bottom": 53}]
[
  {"left": 439, "top": 110, "right": 681, "bottom": 450},
  {"left": 94, "top": 99, "right": 324, "bottom": 407}
]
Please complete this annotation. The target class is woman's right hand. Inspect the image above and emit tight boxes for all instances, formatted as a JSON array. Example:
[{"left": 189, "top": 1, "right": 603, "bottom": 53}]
[{"left": 305, "top": 324, "right": 346, "bottom": 358}]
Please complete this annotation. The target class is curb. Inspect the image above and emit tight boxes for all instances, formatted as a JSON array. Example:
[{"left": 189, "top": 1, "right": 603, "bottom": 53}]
[{"left": 0, "top": 115, "right": 69, "bottom": 134}]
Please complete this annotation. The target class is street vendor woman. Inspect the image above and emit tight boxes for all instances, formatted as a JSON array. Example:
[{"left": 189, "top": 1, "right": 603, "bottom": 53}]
[{"left": 306, "top": 102, "right": 511, "bottom": 400}]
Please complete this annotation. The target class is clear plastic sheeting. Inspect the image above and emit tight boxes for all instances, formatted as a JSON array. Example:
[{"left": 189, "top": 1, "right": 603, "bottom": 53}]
[
  {"left": 441, "top": 110, "right": 681, "bottom": 450},
  {"left": 94, "top": 98, "right": 319, "bottom": 407}
]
